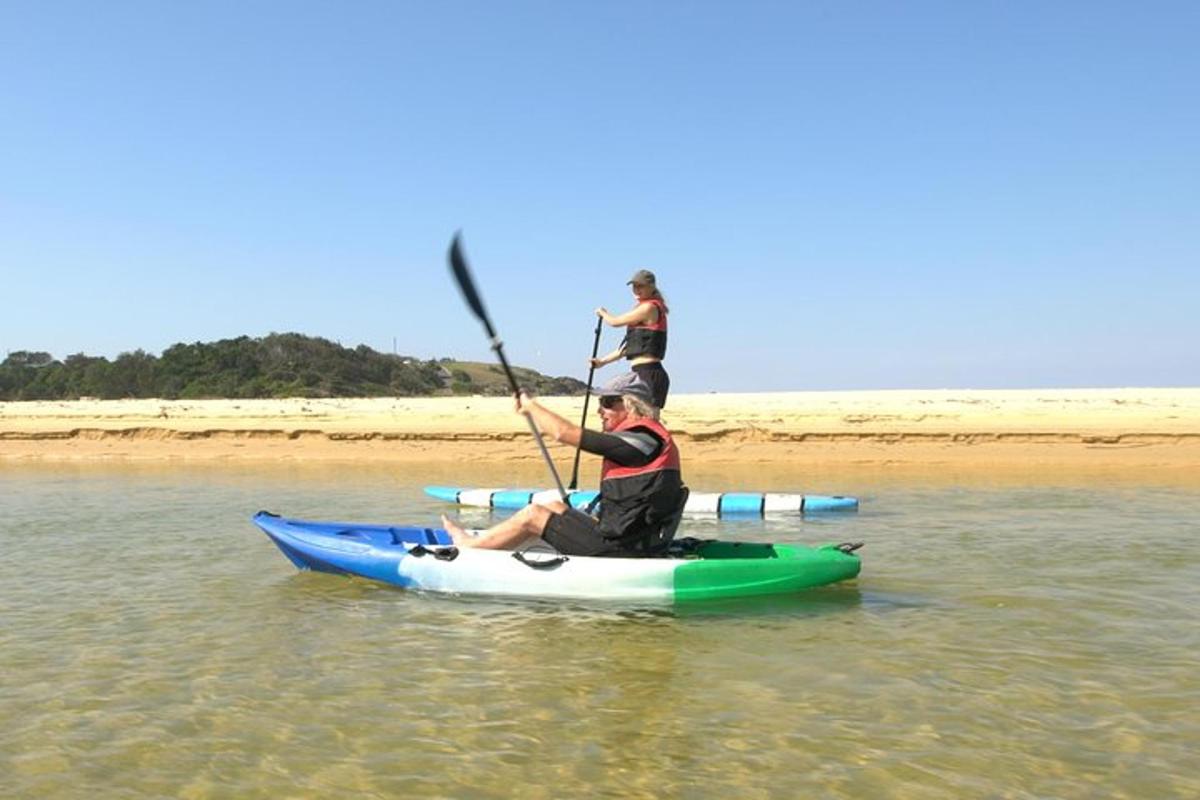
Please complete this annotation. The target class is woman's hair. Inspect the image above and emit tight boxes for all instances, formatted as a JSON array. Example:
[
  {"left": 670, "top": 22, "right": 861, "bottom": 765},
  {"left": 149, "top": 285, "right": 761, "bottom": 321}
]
[
  {"left": 631, "top": 271, "right": 669, "bottom": 314},
  {"left": 623, "top": 394, "right": 659, "bottom": 421}
]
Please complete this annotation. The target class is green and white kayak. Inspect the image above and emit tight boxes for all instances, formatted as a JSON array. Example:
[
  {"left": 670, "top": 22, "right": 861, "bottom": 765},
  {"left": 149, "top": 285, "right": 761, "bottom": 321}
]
[{"left": 253, "top": 512, "right": 863, "bottom": 603}]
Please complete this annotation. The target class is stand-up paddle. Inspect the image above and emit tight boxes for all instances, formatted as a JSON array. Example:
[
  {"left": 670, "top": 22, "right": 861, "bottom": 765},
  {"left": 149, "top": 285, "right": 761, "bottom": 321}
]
[
  {"left": 447, "top": 234, "right": 568, "bottom": 501},
  {"left": 568, "top": 316, "right": 604, "bottom": 489}
]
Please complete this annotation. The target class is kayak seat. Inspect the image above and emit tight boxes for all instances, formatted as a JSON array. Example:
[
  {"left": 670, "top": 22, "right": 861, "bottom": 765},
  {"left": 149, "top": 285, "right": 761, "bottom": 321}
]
[{"left": 641, "top": 485, "right": 690, "bottom": 557}]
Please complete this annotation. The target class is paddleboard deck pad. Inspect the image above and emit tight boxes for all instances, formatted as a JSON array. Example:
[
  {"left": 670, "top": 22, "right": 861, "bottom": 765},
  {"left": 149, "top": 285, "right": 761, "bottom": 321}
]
[{"left": 424, "top": 486, "right": 858, "bottom": 514}]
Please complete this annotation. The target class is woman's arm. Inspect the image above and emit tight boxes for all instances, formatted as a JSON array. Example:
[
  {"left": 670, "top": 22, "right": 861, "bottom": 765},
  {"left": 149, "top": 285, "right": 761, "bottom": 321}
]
[
  {"left": 590, "top": 343, "right": 626, "bottom": 368},
  {"left": 595, "top": 302, "right": 657, "bottom": 328}
]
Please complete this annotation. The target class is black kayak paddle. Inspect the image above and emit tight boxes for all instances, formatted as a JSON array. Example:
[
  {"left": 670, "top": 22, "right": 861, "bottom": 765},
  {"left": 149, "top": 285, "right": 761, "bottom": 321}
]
[
  {"left": 447, "top": 234, "right": 568, "bottom": 501},
  {"left": 568, "top": 315, "right": 603, "bottom": 489}
]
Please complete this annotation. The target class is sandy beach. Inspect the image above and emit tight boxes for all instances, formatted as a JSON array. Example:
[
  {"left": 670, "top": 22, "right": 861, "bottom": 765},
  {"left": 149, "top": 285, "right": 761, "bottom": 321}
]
[{"left": 2, "top": 388, "right": 1199, "bottom": 474}]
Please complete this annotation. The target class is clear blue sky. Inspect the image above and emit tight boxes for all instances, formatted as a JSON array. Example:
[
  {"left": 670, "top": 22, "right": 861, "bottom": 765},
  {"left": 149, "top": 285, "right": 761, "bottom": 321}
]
[{"left": 2, "top": 1, "right": 1196, "bottom": 391}]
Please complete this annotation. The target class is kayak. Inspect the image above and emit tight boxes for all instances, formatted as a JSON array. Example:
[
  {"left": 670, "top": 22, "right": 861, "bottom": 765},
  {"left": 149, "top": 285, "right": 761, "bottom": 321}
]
[
  {"left": 252, "top": 511, "right": 863, "bottom": 603},
  {"left": 425, "top": 486, "right": 858, "bottom": 514}
]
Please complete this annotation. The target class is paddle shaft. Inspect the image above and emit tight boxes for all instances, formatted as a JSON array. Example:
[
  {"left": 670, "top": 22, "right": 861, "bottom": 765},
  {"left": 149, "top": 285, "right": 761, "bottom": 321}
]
[
  {"left": 568, "top": 316, "right": 604, "bottom": 489},
  {"left": 448, "top": 235, "right": 568, "bottom": 501}
]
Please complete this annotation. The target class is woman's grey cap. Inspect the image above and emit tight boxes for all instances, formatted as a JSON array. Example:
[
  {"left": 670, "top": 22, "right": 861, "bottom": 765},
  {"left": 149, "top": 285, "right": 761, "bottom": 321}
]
[
  {"left": 627, "top": 269, "right": 657, "bottom": 285},
  {"left": 592, "top": 372, "right": 655, "bottom": 405}
]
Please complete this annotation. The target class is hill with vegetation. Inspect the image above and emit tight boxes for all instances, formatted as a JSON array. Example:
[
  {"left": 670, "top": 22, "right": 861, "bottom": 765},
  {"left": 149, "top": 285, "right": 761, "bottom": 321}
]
[{"left": 0, "top": 333, "right": 587, "bottom": 401}]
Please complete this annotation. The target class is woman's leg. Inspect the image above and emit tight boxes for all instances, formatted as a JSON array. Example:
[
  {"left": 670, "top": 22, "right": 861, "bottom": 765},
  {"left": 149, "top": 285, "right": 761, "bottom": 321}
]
[
  {"left": 634, "top": 363, "right": 670, "bottom": 409},
  {"left": 656, "top": 366, "right": 669, "bottom": 409}
]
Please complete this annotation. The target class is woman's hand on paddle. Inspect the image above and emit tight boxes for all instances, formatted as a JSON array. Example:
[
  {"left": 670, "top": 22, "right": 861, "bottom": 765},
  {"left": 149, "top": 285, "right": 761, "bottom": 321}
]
[
  {"left": 591, "top": 343, "right": 625, "bottom": 368},
  {"left": 594, "top": 307, "right": 613, "bottom": 324}
]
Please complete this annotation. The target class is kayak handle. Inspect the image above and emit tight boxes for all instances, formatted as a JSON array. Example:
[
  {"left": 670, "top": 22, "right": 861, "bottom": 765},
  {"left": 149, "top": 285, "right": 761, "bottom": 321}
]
[
  {"left": 512, "top": 549, "right": 569, "bottom": 570},
  {"left": 407, "top": 544, "right": 460, "bottom": 561},
  {"left": 836, "top": 542, "right": 865, "bottom": 554}
]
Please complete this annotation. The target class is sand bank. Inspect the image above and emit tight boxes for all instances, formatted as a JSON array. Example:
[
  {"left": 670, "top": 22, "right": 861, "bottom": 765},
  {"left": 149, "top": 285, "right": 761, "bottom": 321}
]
[{"left": 2, "top": 389, "right": 1199, "bottom": 473}]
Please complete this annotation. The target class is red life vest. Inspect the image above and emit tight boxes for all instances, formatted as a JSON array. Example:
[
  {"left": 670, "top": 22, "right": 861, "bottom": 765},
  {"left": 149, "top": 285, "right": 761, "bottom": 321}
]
[
  {"left": 601, "top": 416, "right": 680, "bottom": 481},
  {"left": 596, "top": 415, "right": 684, "bottom": 552},
  {"left": 624, "top": 298, "right": 668, "bottom": 360}
]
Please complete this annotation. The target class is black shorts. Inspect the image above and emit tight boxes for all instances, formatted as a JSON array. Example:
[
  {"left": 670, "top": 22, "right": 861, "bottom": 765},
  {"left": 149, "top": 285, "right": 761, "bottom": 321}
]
[
  {"left": 541, "top": 508, "right": 627, "bottom": 557},
  {"left": 632, "top": 362, "right": 670, "bottom": 409}
]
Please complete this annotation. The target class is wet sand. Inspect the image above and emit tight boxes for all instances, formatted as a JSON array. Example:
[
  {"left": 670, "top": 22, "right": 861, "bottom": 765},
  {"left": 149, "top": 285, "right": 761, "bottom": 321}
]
[{"left": 2, "top": 389, "right": 1198, "bottom": 474}]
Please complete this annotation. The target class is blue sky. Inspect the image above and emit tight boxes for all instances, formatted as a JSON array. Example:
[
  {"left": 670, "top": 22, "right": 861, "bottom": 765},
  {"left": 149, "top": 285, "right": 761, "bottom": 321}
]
[{"left": 2, "top": 1, "right": 1196, "bottom": 391}]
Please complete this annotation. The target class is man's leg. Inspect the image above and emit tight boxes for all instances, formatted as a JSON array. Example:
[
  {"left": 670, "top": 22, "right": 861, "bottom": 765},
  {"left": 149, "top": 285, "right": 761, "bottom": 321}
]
[{"left": 441, "top": 500, "right": 568, "bottom": 550}]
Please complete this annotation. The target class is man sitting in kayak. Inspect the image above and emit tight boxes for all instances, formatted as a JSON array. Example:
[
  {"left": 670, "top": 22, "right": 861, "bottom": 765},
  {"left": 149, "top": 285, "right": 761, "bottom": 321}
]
[{"left": 441, "top": 372, "right": 684, "bottom": 556}]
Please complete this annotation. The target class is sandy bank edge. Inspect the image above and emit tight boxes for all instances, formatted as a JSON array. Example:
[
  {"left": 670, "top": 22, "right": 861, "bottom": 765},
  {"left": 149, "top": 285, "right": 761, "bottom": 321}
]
[{"left": 3, "top": 389, "right": 1198, "bottom": 470}]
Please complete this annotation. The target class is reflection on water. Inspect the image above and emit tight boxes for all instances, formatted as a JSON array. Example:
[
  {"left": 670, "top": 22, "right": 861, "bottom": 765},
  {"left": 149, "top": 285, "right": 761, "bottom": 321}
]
[{"left": 1, "top": 462, "right": 1198, "bottom": 798}]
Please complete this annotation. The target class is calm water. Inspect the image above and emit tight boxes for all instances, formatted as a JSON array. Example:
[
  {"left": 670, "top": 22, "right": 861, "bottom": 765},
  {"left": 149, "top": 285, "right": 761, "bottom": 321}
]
[{"left": 2, "top": 461, "right": 1197, "bottom": 799}]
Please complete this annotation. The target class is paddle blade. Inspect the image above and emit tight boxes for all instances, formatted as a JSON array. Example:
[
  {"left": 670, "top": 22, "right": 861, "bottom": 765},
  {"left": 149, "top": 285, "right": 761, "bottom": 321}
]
[{"left": 448, "top": 233, "right": 493, "bottom": 335}]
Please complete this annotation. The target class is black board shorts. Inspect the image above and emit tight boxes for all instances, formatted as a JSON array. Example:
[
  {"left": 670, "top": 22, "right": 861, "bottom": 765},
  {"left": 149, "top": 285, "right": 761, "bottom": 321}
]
[
  {"left": 632, "top": 362, "right": 670, "bottom": 409},
  {"left": 541, "top": 508, "right": 629, "bottom": 557}
]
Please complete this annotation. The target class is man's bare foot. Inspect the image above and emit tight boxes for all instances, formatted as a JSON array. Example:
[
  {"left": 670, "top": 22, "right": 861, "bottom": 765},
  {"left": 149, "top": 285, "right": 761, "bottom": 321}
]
[{"left": 441, "top": 514, "right": 474, "bottom": 547}]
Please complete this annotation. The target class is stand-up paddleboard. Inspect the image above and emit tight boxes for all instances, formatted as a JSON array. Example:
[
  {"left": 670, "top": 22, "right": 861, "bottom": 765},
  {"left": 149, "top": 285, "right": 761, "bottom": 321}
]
[
  {"left": 424, "top": 486, "right": 858, "bottom": 515},
  {"left": 253, "top": 511, "right": 862, "bottom": 603}
]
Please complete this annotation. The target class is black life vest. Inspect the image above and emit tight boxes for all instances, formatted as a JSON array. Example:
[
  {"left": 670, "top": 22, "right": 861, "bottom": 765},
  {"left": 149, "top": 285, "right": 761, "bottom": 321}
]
[
  {"left": 623, "top": 298, "right": 668, "bottom": 360},
  {"left": 598, "top": 416, "right": 683, "bottom": 552}
]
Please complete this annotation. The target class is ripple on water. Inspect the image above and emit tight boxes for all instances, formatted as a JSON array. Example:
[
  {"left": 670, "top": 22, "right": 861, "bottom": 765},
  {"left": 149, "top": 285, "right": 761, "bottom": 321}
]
[{"left": 1, "top": 466, "right": 1198, "bottom": 798}]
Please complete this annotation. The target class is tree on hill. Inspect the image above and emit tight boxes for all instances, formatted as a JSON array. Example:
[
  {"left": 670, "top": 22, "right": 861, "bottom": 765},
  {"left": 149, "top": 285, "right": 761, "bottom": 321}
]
[{"left": 0, "top": 334, "right": 586, "bottom": 401}]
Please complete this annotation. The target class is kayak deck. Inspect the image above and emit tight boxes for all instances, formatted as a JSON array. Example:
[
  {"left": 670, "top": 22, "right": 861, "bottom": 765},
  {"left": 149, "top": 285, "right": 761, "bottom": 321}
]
[{"left": 252, "top": 511, "right": 862, "bottom": 603}]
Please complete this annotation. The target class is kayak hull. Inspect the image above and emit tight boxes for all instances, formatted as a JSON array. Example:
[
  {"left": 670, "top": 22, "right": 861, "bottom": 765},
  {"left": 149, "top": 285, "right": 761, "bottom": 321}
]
[
  {"left": 424, "top": 486, "right": 859, "bottom": 515},
  {"left": 252, "top": 512, "right": 862, "bottom": 603}
]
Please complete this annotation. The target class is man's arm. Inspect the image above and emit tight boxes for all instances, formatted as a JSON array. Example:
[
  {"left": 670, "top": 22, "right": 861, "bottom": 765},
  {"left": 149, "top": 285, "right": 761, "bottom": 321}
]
[
  {"left": 578, "top": 428, "right": 663, "bottom": 467},
  {"left": 519, "top": 394, "right": 583, "bottom": 447},
  {"left": 517, "top": 395, "right": 662, "bottom": 467}
]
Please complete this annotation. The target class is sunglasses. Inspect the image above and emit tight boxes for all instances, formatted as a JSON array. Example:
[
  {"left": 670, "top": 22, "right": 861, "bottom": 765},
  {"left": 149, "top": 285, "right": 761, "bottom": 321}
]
[{"left": 598, "top": 396, "right": 624, "bottom": 410}]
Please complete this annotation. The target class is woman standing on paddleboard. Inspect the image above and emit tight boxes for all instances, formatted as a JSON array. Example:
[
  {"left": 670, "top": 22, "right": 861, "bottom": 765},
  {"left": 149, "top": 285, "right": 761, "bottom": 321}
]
[{"left": 592, "top": 269, "right": 671, "bottom": 409}]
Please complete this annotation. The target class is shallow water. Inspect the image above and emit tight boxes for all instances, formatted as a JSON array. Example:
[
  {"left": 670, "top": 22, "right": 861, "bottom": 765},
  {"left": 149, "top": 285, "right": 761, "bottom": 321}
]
[{"left": 1, "top": 462, "right": 1197, "bottom": 798}]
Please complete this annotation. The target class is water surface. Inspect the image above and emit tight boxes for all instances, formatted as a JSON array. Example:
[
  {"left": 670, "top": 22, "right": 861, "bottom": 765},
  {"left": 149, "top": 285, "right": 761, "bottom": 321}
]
[{"left": 2, "top": 462, "right": 1197, "bottom": 798}]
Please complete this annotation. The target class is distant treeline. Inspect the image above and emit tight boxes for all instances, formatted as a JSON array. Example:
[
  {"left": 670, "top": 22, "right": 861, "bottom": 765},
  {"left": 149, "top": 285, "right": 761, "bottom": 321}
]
[{"left": 0, "top": 333, "right": 585, "bottom": 400}]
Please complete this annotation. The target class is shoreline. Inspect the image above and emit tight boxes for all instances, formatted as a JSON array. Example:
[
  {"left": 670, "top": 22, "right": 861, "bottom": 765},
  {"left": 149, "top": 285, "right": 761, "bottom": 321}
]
[{"left": 2, "top": 389, "right": 1199, "bottom": 472}]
